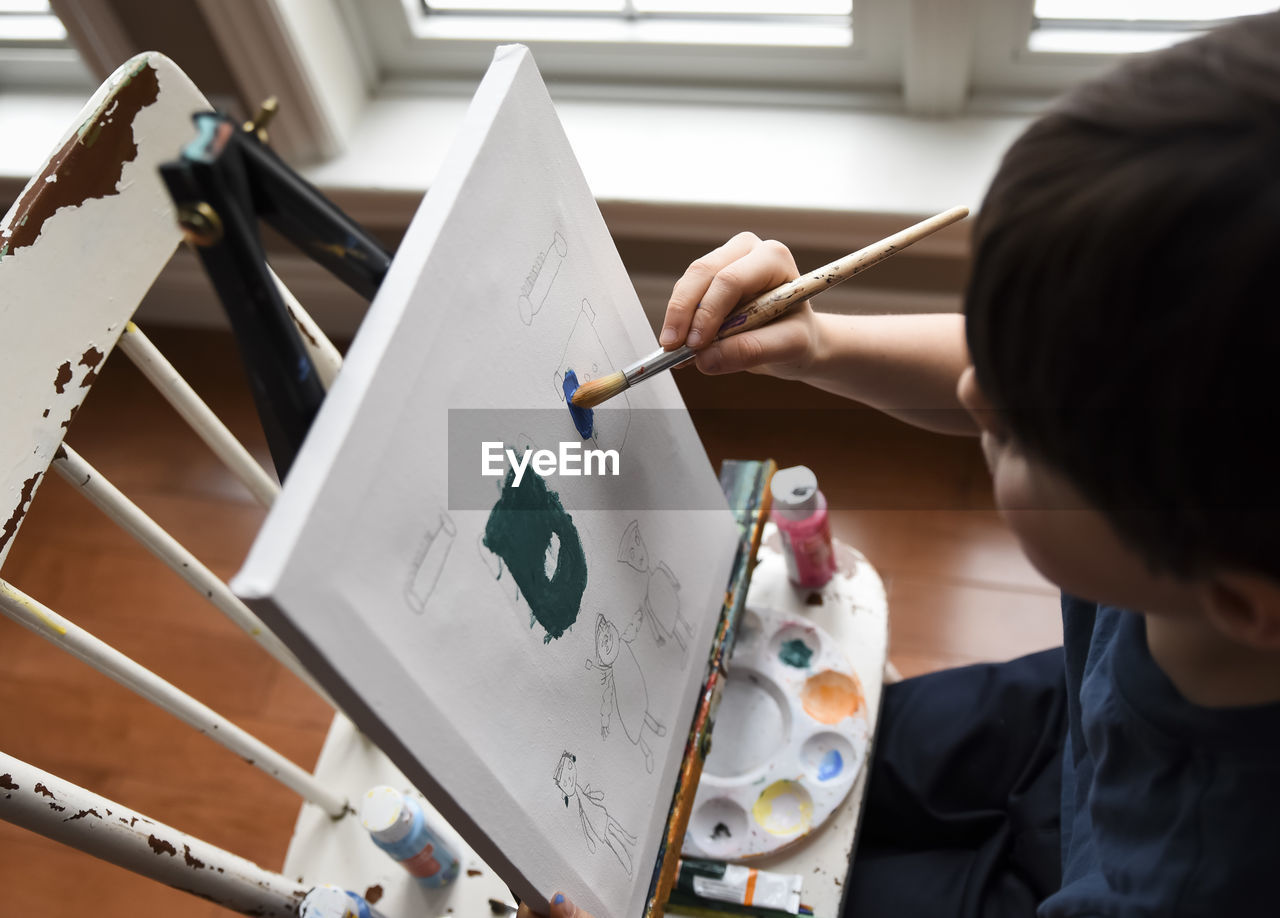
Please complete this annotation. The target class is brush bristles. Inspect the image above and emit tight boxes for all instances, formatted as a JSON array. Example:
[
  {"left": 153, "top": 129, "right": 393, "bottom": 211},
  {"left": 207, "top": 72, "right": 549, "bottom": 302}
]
[{"left": 571, "top": 371, "right": 628, "bottom": 409}]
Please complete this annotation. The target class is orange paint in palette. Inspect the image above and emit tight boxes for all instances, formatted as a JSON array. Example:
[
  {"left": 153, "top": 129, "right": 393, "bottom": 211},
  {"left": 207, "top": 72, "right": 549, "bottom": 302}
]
[
  {"left": 684, "top": 608, "right": 870, "bottom": 860},
  {"left": 801, "top": 670, "right": 864, "bottom": 725}
]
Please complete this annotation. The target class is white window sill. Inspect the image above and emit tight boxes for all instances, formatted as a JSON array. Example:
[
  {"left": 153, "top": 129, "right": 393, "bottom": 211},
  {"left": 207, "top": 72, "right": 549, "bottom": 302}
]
[
  {"left": 2, "top": 86, "right": 1030, "bottom": 253},
  {"left": 303, "top": 89, "right": 1032, "bottom": 255},
  {"left": 3, "top": 85, "right": 1032, "bottom": 336}
]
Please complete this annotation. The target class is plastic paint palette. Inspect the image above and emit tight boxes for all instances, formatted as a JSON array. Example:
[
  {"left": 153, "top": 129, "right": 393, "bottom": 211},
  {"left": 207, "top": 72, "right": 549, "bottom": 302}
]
[{"left": 683, "top": 606, "right": 869, "bottom": 860}]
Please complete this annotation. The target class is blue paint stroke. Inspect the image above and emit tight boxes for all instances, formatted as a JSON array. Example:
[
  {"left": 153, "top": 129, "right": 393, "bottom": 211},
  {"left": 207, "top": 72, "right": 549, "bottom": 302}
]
[
  {"left": 562, "top": 369, "right": 594, "bottom": 440},
  {"left": 817, "top": 748, "right": 843, "bottom": 781}
]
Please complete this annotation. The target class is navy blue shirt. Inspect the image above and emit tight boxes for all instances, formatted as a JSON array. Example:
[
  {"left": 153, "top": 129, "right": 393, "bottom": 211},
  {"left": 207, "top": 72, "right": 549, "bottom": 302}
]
[{"left": 1040, "top": 596, "right": 1280, "bottom": 916}]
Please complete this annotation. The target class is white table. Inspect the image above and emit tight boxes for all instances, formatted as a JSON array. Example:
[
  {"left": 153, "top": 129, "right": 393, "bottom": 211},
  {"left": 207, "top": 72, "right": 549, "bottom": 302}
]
[
  {"left": 676, "top": 526, "right": 888, "bottom": 918},
  {"left": 283, "top": 527, "right": 888, "bottom": 918}
]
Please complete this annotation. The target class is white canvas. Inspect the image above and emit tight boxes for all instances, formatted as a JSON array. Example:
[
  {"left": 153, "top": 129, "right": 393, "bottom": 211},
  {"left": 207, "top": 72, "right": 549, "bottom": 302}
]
[{"left": 234, "top": 45, "right": 738, "bottom": 918}]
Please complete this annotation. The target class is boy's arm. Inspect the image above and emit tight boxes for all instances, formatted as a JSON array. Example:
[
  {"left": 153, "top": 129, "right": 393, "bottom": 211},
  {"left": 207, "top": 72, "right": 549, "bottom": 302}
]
[
  {"left": 804, "top": 312, "right": 975, "bottom": 435},
  {"left": 660, "top": 232, "right": 977, "bottom": 436}
]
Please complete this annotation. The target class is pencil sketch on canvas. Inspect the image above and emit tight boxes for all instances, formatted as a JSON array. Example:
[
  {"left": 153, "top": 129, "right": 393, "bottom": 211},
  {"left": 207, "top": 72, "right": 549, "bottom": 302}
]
[
  {"left": 234, "top": 44, "right": 738, "bottom": 918},
  {"left": 587, "top": 611, "right": 668, "bottom": 773}
]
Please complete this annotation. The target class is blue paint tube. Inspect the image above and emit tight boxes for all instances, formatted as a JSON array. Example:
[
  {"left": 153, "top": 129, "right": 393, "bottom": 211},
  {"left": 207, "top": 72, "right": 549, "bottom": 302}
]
[
  {"left": 299, "top": 884, "right": 387, "bottom": 918},
  {"left": 361, "top": 785, "right": 460, "bottom": 888}
]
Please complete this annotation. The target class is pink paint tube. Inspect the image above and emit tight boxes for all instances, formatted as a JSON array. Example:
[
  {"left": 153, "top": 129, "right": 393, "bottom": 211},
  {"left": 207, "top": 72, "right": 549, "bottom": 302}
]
[
  {"left": 770, "top": 466, "right": 836, "bottom": 589},
  {"left": 361, "top": 785, "right": 460, "bottom": 888}
]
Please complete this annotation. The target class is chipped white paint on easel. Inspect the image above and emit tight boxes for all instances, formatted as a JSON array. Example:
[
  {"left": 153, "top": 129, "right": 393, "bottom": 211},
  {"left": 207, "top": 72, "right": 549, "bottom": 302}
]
[
  {"left": 0, "top": 49, "right": 520, "bottom": 917},
  {"left": 0, "top": 749, "right": 310, "bottom": 917},
  {"left": 0, "top": 53, "right": 200, "bottom": 571}
]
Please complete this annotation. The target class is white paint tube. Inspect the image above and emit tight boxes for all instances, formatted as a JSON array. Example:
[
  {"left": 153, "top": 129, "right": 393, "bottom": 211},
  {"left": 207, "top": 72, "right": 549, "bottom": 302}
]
[
  {"left": 299, "top": 884, "right": 387, "bottom": 918},
  {"left": 677, "top": 858, "right": 804, "bottom": 914}
]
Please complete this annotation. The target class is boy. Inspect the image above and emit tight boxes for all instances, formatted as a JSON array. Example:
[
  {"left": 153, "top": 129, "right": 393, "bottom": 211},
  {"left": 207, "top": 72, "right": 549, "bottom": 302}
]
[{"left": 523, "top": 10, "right": 1280, "bottom": 917}]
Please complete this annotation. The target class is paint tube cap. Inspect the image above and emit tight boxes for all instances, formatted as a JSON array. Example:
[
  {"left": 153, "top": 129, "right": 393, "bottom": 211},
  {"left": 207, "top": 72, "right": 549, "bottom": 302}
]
[
  {"left": 300, "top": 885, "right": 365, "bottom": 918},
  {"left": 771, "top": 465, "right": 820, "bottom": 520},
  {"left": 361, "top": 785, "right": 413, "bottom": 844}
]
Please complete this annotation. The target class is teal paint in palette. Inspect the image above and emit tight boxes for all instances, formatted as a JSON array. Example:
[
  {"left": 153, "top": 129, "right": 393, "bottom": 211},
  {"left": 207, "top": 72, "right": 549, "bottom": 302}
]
[
  {"left": 777, "top": 638, "right": 813, "bottom": 669},
  {"left": 361, "top": 785, "right": 460, "bottom": 888}
]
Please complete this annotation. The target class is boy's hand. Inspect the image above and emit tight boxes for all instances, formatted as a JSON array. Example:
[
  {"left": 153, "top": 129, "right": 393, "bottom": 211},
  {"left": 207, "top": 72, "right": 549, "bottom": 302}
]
[
  {"left": 517, "top": 892, "right": 591, "bottom": 918},
  {"left": 660, "top": 233, "right": 821, "bottom": 379}
]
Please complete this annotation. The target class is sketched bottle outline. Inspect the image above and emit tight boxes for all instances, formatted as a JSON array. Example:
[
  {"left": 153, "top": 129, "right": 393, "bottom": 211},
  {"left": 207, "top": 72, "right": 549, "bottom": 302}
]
[
  {"left": 554, "top": 299, "right": 632, "bottom": 449},
  {"left": 517, "top": 230, "right": 568, "bottom": 325},
  {"left": 405, "top": 511, "right": 457, "bottom": 613}
]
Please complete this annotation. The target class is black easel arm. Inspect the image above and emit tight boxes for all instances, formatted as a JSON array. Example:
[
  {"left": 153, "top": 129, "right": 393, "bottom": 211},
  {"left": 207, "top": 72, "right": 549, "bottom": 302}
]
[{"left": 158, "top": 108, "right": 393, "bottom": 478}]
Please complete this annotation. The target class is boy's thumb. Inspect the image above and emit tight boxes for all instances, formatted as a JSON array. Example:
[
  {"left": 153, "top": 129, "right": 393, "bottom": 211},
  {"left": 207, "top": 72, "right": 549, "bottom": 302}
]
[{"left": 549, "top": 891, "right": 580, "bottom": 918}]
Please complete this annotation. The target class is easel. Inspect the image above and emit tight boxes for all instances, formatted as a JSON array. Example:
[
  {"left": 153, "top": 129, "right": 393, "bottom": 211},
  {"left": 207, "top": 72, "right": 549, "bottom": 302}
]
[
  {"left": 158, "top": 103, "right": 778, "bottom": 918},
  {"left": 158, "top": 100, "right": 390, "bottom": 477}
]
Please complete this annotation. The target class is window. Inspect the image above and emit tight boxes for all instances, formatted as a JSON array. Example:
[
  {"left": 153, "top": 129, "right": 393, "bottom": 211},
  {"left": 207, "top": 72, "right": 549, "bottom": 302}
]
[
  {"left": 0, "top": 0, "right": 63, "bottom": 41},
  {"left": 346, "top": 0, "right": 1280, "bottom": 115},
  {"left": 1029, "top": 0, "right": 1280, "bottom": 54},
  {"left": 972, "top": 0, "right": 1278, "bottom": 99},
  {"left": 0, "top": 0, "right": 90, "bottom": 90},
  {"left": 341, "top": 0, "right": 901, "bottom": 99},
  {"left": 416, "top": 0, "right": 853, "bottom": 46}
]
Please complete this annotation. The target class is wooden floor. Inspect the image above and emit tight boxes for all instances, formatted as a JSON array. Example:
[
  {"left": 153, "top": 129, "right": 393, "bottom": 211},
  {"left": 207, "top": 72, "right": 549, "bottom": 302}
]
[{"left": 0, "top": 328, "right": 1062, "bottom": 917}]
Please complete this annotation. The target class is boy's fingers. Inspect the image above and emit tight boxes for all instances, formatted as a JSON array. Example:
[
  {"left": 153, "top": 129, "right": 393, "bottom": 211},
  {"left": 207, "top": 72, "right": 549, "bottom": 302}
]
[
  {"left": 693, "top": 313, "right": 811, "bottom": 376},
  {"left": 549, "top": 891, "right": 583, "bottom": 918},
  {"left": 686, "top": 240, "right": 798, "bottom": 351},
  {"left": 662, "top": 232, "right": 760, "bottom": 349}
]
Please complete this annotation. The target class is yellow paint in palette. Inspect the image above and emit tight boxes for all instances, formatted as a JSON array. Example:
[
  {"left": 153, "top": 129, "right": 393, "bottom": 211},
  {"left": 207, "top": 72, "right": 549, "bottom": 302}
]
[{"left": 752, "top": 779, "right": 814, "bottom": 837}]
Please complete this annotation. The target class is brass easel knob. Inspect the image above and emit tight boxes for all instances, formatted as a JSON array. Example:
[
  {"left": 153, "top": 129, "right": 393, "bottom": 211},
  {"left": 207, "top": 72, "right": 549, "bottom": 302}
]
[
  {"left": 177, "top": 202, "right": 223, "bottom": 247},
  {"left": 244, "top": 96, "right": 279, "bottom": 143}
]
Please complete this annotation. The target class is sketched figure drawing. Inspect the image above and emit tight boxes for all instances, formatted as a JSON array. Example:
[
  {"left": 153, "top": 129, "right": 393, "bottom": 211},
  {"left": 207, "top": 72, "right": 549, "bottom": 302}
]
[
  {"left": 554, "top": 751, "right": 636, "bottom": 877},
  {"left": 618, "top": 520, "right": 691, "bottom": 656},
  {"left": 554, "top": 299, "right": 632, "bottom": 450},
  {"left": 405, "top": 511, "right": 457, "bottom": 613},
  {"left": 517, "top": 231, "right": 568, "bottom": 325},
  {"left": 586, "top": 612, "right": 667, "bottom": 773}
]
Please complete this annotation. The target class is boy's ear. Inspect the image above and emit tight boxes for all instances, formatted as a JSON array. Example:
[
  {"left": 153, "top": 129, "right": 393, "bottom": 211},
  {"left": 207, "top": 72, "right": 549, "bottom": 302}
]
[{"left": 1199, "top": 571, "right": 1280, "bottom": 650}]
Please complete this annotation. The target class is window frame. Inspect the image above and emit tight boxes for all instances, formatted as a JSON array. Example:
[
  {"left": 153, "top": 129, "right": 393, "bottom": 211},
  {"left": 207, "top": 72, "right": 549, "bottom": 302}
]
[
  {"left": 0, "top": 1, "right": 91, "bottom": 90},
  {"left": 339, "top": 0, "right": 905, "bottom": 99},
  {"left": 968, "top": 0, "right": 1266, "bottom": 98}
]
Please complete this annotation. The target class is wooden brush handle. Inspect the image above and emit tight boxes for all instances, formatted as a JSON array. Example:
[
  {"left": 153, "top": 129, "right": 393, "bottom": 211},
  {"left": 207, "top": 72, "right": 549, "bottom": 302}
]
[{"left": 714, "top": 205, "right": 970, "bottom": 340}]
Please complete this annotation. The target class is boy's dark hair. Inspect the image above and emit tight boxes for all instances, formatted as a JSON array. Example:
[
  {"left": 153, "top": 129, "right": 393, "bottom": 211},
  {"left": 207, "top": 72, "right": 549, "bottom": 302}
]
[{"left": 965, "top": 11, "right": 1280, "bottom": 579}]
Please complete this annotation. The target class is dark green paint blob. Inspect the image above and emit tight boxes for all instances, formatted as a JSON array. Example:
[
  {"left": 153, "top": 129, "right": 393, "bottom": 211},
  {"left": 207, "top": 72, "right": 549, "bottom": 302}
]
[
  {"left": 778, "top": 638, "right": 814, "bottom": 668},
  {"left": 483, "top": 467, "right": 587, "bottom": 643}
]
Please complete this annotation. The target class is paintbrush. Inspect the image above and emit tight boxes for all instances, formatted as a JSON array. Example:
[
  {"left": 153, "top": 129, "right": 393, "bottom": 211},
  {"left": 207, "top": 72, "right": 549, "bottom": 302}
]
[{"left": 570, "top": 205, "right": 969, "bottom": 409}]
